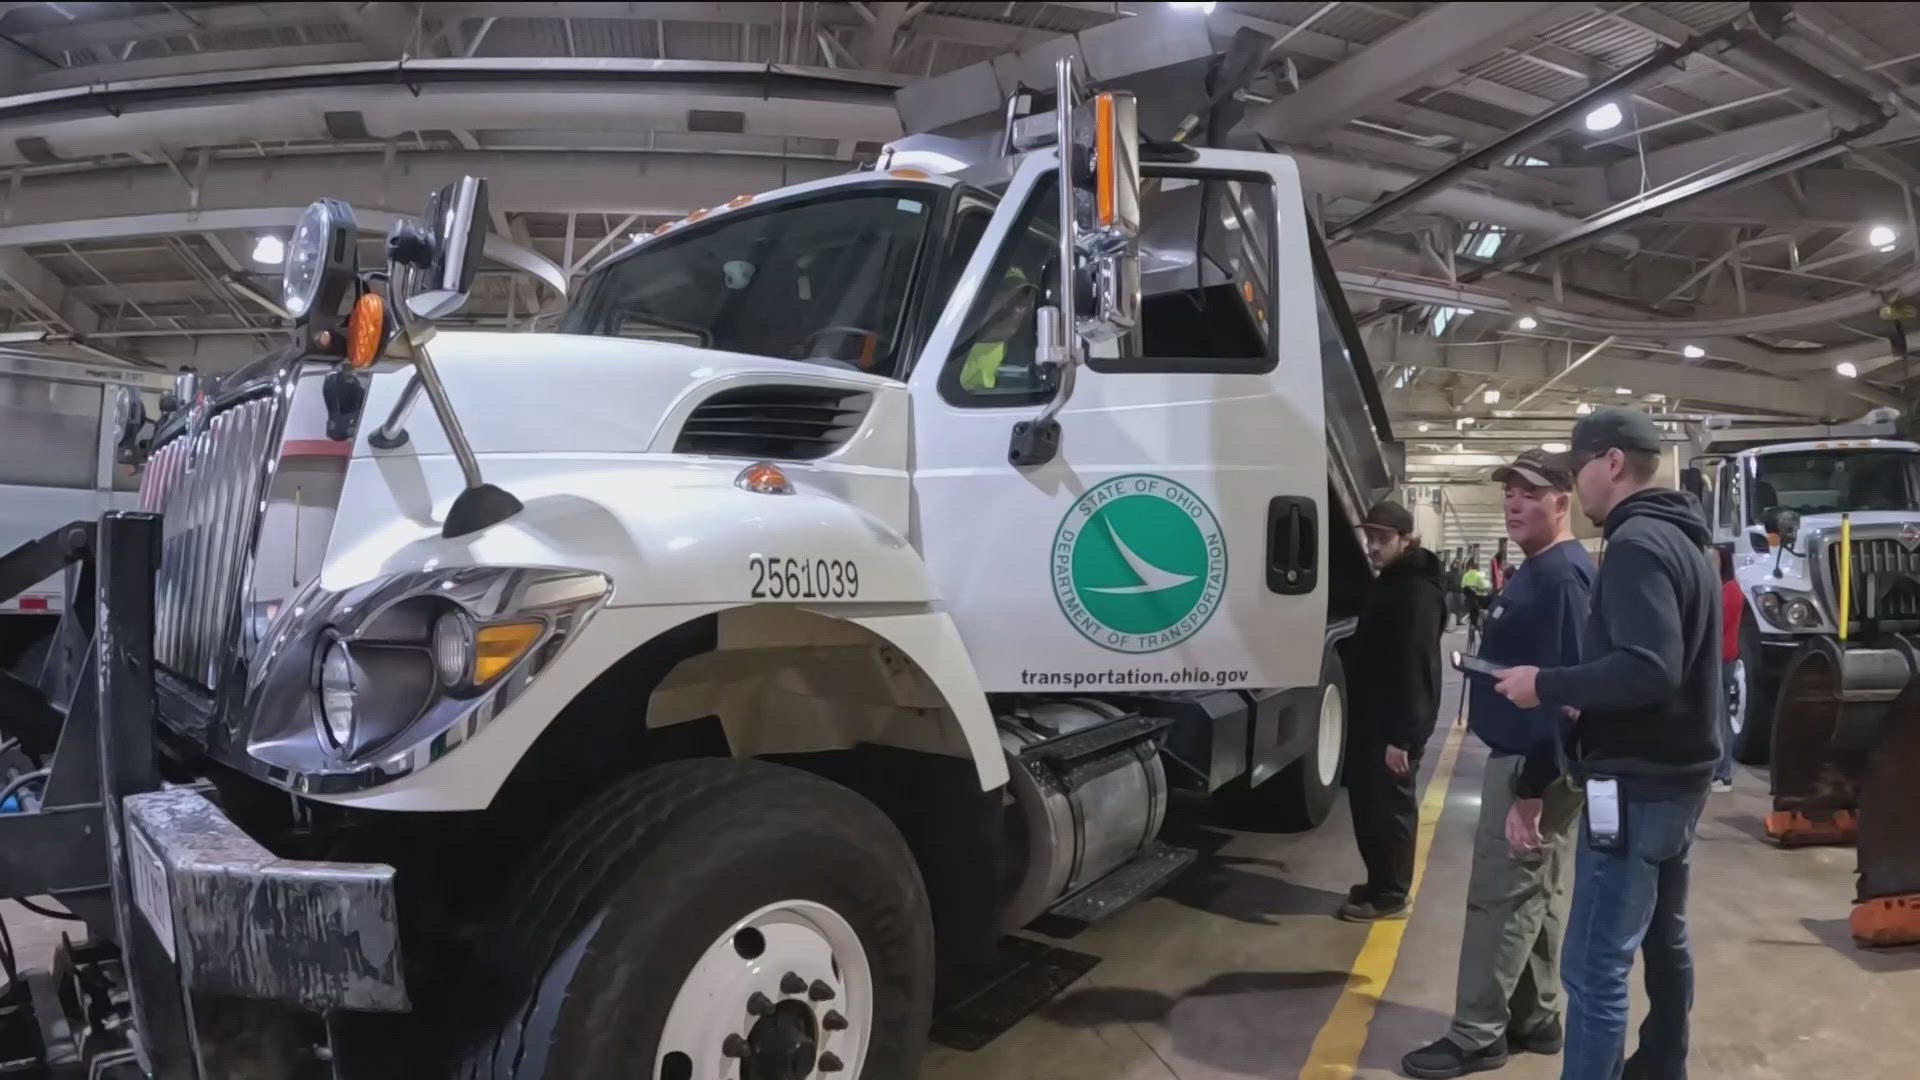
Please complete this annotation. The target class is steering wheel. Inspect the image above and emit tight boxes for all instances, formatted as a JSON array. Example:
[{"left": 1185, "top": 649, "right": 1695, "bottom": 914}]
[{"left": 796, "top": 325, "right": 890, "bottom": 370}]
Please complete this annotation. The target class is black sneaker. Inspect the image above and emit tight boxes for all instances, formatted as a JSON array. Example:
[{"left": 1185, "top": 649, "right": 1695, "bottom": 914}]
[
  {"left": 1512, "top": 1017, "right": 1563, "bottom": 1054},
  {"left": 1345, "top": 884, "right": 1372, "bottom": 904},
  {"left": 1336, "top": 896, "right": 1409, "bottom": 922},
  {"left": 1401, "top": 1036, "right": 1509, "bottom": 1078}
]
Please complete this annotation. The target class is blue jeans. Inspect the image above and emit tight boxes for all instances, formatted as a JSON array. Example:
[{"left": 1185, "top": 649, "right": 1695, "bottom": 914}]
[
  {"left": 1715, "top": 660, "right": 1737, "bottom": 783},
  {"left": 1561, "top": 783, "right": 1709, "bottom": 1080}
]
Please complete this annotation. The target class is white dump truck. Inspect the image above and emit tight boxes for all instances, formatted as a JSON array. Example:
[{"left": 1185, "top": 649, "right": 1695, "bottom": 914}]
[
  {"left": 1687, "top": 410, "right": 1920, "bottom": 763},
  {"left": 0, "top": 62, "right": 1399, "bottom": 1077}
]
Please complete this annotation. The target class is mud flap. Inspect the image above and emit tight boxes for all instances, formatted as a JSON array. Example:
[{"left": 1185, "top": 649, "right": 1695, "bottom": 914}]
[{"left": 1853, "top": 678, "right": 1920, "bottom": 946}]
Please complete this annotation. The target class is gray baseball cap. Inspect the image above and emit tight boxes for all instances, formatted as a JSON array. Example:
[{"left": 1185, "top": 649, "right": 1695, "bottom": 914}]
[{"left": 1570, "top": 407, "right": 1663, "bottom": 458}]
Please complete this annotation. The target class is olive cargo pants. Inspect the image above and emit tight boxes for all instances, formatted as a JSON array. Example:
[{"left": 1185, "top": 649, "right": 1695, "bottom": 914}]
[{"left": 1447, "top": 753, "right": 1583, "bottom": 1051}]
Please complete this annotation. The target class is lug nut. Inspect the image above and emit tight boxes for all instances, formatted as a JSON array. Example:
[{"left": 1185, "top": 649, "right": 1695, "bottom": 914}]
[
  {"left": 747, "top": 992, "right": 774, "bottom": 1017},
  {"left": 780, "top": 971, "right": 807, "bottom": 995},
  {"left": 819, "top": 1052, "right": 844, "bottom": 1073},
  {"left": 822, "top": 1010, "right": 848, "bottom": 1032},
  {"left": 809, "top": 979, "right": 835, "bottom": 1002},
  {"left": 722, "top": 1035, "right": 748, "bottom": 1058}
]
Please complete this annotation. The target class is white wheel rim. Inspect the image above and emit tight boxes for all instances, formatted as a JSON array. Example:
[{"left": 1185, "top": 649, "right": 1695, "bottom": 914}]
[
  {"left": 1316, "top": 681, "right": 1344, "bottom": 788},
  {"left": 654, "top": 899, "right": 873, "bottom": 1080},
  {"left": 1729, "top": 658, "right": 1747, "bottom": 737}
]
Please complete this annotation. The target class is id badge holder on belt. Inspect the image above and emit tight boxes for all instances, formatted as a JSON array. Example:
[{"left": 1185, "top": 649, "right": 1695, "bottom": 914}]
[{"left": 1585, "top": 777, "right": 1625, "bottom": 851}]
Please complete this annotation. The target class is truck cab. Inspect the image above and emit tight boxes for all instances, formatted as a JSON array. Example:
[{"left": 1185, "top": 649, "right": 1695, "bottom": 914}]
[
  {"left": 1690, "top": 414, "right": 1920, "bottom": 762},
  {"left": 2, "top": 66, "right": 1397, "bottom": 1078}
]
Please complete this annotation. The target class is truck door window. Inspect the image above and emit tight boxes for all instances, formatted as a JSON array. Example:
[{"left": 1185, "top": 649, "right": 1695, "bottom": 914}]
[
  {"left": 1716, "top": 462, "right": 1739, "bottom": 535},
  {"left": 939, "top": 173, "right": 1277, "bottom": 406},
  {"left": 1097, "top": 174, "right": 1276, "bottom": 373},
  {"left": 562, "top": 188, "right": 936, "bottom": 378}
]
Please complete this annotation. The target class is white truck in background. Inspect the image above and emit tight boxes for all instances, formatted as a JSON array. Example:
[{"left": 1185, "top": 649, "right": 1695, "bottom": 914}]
[
  {"left": 1, "top": 60, "right": 1400, "bottom": 1078},
  {"left": 0, "top": 353, "right": 167, "bottom": 672},
  {"left": 1686, "top": 409, "right": 1920, "bottom": 762}
]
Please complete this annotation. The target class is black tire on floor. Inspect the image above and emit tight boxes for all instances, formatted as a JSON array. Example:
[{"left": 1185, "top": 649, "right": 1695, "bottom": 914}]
[
  {"left": 1216, "top": 648, "right": 1347, "bottom": 832},
  {"left": 452, "top": 758, "right": 935, "bottom": 1080},
  {"left": 1735, "top": 613, "right": 1774, "bottom": 765}
]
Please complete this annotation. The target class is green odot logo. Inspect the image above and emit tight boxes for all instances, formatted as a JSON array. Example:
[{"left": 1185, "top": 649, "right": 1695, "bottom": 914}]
[{"left": 1051, "top": 474, "right": 1227, "bottom": 653}]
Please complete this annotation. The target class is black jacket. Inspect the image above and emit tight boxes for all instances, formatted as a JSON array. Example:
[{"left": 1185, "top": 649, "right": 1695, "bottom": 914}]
[
  {"left": 1533, "top": 488, "right": 1722, "bottom": 793},
  {"left": 1348, "top": 546, "right": 1448, "bottom": 750}
]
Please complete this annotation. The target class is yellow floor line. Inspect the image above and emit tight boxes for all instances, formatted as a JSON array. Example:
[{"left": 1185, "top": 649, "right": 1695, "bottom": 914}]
[{"left": 1298, "top": 720, "right": 1469, "bottom": 1080}]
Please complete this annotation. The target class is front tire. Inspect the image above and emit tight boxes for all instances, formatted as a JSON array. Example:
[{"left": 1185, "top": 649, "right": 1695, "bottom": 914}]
[
  {"left": 455, "top": 759, "right": 935, "bottom": 1080},
  {"left": 1735, "top": 615, "right": 1774, "bottom": 764}
]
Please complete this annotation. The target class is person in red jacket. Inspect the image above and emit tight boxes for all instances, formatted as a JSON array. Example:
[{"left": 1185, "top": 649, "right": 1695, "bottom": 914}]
[{"left": 1715, "top": 546, "right": 1741, "bottom": 792}]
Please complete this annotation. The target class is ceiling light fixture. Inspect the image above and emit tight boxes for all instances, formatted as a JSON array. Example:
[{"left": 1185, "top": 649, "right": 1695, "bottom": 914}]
[
  {"left": 1615, "top": 387, "right": 1633, "bottom": 395},
  {"left": 1837, "top": 361, "right": 1859, "bottom": 378},
  {"left": 1576, "top": 402, "right": 1594, "bottom": 415},
  {"left": 251, "top": 234, "right": 285, "bottom": 265},
  {"left": 1482, "top": 389, "right": 1501, "bottom": 404},
  {"left": 1682, "top": 344, "right": 1706, "bottom": 359},
  {"left": 1584, "top": 101, "right": 1623, "bottom": 132},
  {"left": 1542, "top": 441, "right": 1568, "bottom": 453},
  {"left": 1417, "top": 422, "right": 1432, "bottom": 432},
  {"left": 1869, "top": 224, "right": 1898, "bottom": 251},
  {"left": 1169, "top": 1, "right": 1216, "bottom": 10},
  {"left": 1515, "top": 315, "right": 1539, "bottom": 330}
]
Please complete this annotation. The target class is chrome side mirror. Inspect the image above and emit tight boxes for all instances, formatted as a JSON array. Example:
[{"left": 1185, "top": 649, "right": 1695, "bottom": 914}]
[
  {"left": 110, "top": 385, "right": 148, "bottom": 464},
  {"left": 406, "top": 176, "right": 489, "bottom": 321}
]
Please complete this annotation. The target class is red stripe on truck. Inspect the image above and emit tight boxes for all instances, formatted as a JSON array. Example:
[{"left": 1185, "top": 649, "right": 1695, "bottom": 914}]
[{"left": 280, "top": 439, "right": 353, "bottom": 458}]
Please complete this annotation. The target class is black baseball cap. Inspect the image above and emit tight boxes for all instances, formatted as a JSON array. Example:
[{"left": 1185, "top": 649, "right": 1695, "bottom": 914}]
[
  {"left": 1362, "top": 500, "right": 1415, "bottom": 535},
  {"left": 1492, "top": 447, "right": 1573, "bottom": 491},
  {"left": 1570, "top": 407, "right": 1663, "bottom": 459}
]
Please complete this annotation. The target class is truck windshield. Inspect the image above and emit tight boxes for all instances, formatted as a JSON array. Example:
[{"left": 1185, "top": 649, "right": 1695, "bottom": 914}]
[
  {"left": 560, "top": 188, "right": 935, "bottom": 377},
  {"left": 1750, "top": 449, "right": 1920, "bottom": 521}
]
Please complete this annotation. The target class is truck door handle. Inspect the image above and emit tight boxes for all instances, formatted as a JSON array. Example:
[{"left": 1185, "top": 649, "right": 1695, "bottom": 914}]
[{"left": 1267, "top": 497, "right": 1317, "bottom": 595}]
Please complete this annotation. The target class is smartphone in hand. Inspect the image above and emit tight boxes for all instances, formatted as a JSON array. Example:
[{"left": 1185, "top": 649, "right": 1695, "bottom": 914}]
[{"left": 1451, "top": 650, "right": 1508, "bottom": 680}]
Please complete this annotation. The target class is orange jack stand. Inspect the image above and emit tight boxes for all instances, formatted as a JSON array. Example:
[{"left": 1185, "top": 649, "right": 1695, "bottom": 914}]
[
  {"left": 1852, "top": 894, "right": 1920, "bottom": 947},
  {"left": 1764, "top": 808, "right": 1857, "bottom": 846}
]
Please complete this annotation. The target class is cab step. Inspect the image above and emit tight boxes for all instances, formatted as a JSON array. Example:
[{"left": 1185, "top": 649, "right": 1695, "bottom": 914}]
[{"left": 1046, "top": 840, "right": 1196, "bottom": 925}]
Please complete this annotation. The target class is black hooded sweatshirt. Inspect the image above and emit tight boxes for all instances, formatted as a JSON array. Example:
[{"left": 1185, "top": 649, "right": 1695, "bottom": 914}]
[
  {"left": 1528, "top": 488, "right": 1722, "bottom": 796},
  {"left": 1349, "top": 546, "right": 1448, "bottom": 751}
]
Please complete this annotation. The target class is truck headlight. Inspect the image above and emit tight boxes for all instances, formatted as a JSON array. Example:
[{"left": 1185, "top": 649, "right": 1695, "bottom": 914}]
[
  {"left": 318, "top": 640, "right": 359, "bottom": 750},
  {"left": 1753, "top": 587, "right": 1825, "bottom": 631},
  {"left": 1784, "top": 598, "right": 1819, "bottom": 628},
  {"left": 432, "top": 610, "right": 473, "bottom": 686}
]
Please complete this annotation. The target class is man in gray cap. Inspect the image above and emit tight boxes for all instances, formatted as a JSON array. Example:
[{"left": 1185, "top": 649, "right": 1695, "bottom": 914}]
[
  {"left": 1493, "top": 409, "right": 1721, "bottom": 1080},
  {"left": 1402, "top": 448, "right": 1594, "bottom": 1078}
]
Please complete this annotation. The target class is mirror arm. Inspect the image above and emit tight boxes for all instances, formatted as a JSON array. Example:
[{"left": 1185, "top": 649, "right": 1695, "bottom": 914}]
[
  {"left": 367, "top": 370, "right": 422, "bottom": 450},
  {"left": 1009, "top": 56, "right": 1082, "bottom": 470},
  {"left": 383, "top": 255, "right": 523, "bottom": 538}
]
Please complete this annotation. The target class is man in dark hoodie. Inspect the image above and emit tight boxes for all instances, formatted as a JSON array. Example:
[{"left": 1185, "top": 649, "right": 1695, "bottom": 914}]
[
  {"left": 1493, "top": 408, "right": 1721, "bottom": 1080},
  {"left": 1341, "top": 500, "right": 1448, "bottom": 922}
]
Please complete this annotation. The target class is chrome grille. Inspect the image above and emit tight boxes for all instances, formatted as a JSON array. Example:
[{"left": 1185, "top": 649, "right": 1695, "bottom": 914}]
[
  {"left": 137, "top": 394, "right": 280, "bottom": 689},
  {"left": 1826, "top": 536, "right": 1920, "bottom": 621}
]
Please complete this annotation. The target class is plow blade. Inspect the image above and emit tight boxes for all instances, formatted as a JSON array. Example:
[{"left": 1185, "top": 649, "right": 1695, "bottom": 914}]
[{"left": 1854, "top": 677, "right": 1920, "bottom": 947}]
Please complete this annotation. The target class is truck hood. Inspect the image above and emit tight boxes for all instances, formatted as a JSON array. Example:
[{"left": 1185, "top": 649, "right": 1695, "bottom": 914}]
[
  {"left": 1792, "top": 510, "right": 1920, "bottom": 536},
  {"left": 356, "top": 331, "right": 892, "bottom": 458}
]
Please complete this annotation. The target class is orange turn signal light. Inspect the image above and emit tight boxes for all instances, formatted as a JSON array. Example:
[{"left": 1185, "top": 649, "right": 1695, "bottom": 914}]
[
  {"left": 345, "top": 291, "right": 385, "bottom": 369},
  {"left": 1095, "top": 92, "right": 1116, "bottom": 228},
  {"left": 474, "top": 621, "right": 543, "bottom": 684},
  {"left": 736, "top": 461, "right": 793, "bottom": 495}
]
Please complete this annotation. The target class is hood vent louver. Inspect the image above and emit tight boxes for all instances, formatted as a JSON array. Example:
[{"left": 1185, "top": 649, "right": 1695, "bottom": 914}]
[{"left": 675, "top": 384, "right": 872, "bottom": 461}]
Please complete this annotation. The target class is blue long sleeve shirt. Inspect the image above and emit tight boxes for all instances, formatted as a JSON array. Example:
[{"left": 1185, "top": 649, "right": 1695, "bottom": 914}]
[{"left": 1465, "top": 538, "right": 1594, "bottom": 794}]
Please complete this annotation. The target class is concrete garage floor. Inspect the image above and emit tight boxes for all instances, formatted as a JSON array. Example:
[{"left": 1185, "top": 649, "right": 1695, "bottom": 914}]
[{"left": 924, "top": 633, "right": 1920, "bottom": 1080}]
